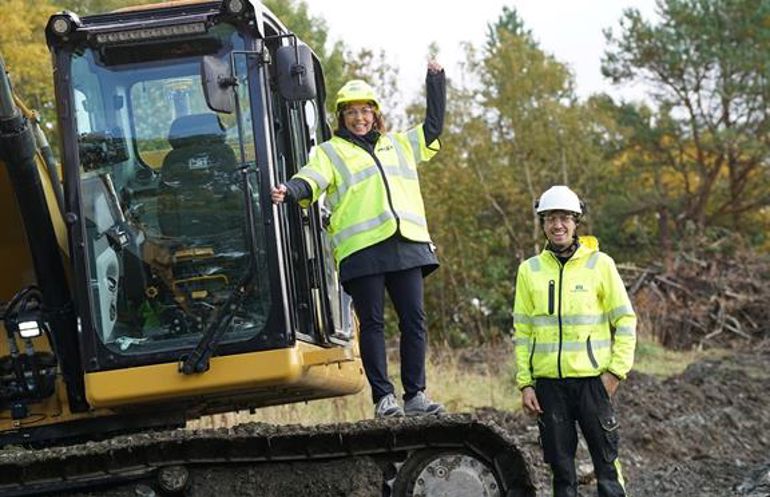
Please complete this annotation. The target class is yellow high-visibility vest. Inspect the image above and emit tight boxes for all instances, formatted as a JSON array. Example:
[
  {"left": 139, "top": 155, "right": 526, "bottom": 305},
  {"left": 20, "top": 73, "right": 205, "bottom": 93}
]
[
  {"left": 513, "top": 243, "right": 636, "bottom": 389},
  {"left": 293, "top": 124, "right": 439, "bottom": 265}
]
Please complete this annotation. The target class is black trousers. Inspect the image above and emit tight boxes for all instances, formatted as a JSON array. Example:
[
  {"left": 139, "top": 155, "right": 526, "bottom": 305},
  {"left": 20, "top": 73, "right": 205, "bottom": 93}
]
[
  {"left": 343, "top": 267, "right": 426, "bottom": 403},
  {"left": 536, "top": 377, "right": 626, "bottom": 497}
]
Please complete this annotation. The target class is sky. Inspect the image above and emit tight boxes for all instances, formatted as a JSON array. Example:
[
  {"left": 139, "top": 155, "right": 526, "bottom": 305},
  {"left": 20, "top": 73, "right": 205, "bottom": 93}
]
[{"left": 304, "top": 0, "right": 659, "bottom": 104}]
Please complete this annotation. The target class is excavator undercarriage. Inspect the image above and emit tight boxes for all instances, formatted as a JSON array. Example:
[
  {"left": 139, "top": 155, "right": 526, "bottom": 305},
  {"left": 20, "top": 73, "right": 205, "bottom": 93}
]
[{"left": 1, "top": 414, "right": 534, "bottom": 497}]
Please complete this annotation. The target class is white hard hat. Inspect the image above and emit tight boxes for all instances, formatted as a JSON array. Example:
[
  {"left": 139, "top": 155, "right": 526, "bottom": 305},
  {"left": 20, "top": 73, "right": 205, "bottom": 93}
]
[{"left": 536, "top": 185, "right": 583, "bottom": 215}]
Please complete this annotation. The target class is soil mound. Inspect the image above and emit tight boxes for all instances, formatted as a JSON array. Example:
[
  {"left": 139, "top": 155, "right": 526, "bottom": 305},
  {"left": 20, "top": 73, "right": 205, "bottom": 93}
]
[{"left": 478, "top": 350, "right": 770, "bottom": 496}]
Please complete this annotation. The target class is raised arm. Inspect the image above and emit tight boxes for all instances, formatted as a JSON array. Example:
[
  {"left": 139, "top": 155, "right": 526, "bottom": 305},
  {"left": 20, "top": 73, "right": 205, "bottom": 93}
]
[{"left": 423, "top": 60, "right": 446, "bottom": 145}]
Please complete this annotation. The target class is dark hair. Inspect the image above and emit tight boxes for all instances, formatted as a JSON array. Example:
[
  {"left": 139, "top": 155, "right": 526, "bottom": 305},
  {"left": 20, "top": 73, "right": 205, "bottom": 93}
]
[{"left": 336, "top": 102, "right": 387, "bottom": 133}]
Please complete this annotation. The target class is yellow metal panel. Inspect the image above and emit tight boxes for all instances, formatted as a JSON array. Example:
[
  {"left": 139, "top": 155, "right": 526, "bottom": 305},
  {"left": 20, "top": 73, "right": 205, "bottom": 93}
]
[
  {"left": 0, "top": 160, "right": 36, "bottom": 300},
  {"left": 86, "top": 348, "right": 304, "bottom": 407},
  {"left": 35, "top": 151, "right": 69, "bottom": 259},
  {"left": 85, "top": 343, "right": 365, "bottom": 409}
]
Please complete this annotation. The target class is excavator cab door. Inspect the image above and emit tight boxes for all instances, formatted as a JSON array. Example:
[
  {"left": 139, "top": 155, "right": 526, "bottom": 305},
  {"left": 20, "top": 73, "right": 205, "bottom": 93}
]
[{"left": 47, "top": 13, "right": 348, "bottom": 377}]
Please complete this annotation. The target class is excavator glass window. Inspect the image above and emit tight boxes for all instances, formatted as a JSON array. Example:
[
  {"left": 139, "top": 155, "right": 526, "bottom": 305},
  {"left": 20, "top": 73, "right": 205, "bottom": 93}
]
[{"left": 68, "top": 23, "right": 277, "bottom": 359}]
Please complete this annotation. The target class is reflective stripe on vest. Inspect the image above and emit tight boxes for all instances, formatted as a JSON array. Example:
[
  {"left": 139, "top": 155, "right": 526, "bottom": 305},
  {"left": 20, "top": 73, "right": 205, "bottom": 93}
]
[
  {"left": 298, "top": 167, "right": 330, "bottom": 191},
  {"left": 585, "top": 252, "right": 601, "bottom": 269},
  {"left": 529, "top": 258, "right": 541, "bottom": 272},
  {"left": 514, "top": 336, "right": 530, "bottom": 347},
  {"left": 319, "top": 140, "right": 418, "bottom": 210},
  {"left": 516, "top": 313, "right": 609, "bottom": 327},
  {"left": 609, "top": 305, "right": 633, "bottom": 321},
  {"left": 532, "top": 338, "right": 612, "bottom": 354},
  {"left": 305, "top": 130, "right": 434, "bottom": 263},
  {"left": 396, "top": 209, "right": 427, "bottom": 228},
  {"left": 331, "top": 210, "right": 395, "bottom": 247},
  {"left": 615, "top": 325, "right": 635, "bottom": 336},
  {"left": 405, "top": 129, "right": 423, "bottom": 165}
]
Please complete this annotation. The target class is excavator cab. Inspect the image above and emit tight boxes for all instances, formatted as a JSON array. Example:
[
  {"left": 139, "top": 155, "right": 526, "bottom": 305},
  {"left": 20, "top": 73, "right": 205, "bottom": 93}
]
[{"left": 0, "top": 0, "right": 363, "bottom": 444}]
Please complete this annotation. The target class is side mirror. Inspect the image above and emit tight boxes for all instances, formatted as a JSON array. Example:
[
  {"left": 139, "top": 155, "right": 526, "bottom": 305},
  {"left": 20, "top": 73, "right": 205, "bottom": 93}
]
[
  {"left": 79, "top": 127, "right": 129, "bottom": 172},
  {"left": 275, "top": 44, "right": 317, "bottom": 102},
  {"left": 201, "top": 55, "right": 236, "bottom": 114}
]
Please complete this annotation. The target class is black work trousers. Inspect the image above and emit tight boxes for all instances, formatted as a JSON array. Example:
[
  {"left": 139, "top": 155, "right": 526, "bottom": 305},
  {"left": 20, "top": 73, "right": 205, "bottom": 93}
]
[
  {"left": 343, "top": 267, "right": 426, "bottom": 403},
  {"left": 536, "top": 377, "right": 626, "bottom": 497}
]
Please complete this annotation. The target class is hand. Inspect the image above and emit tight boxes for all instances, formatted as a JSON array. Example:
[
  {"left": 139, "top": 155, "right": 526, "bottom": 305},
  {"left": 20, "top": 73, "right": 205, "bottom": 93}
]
[
  {"left": 601, "top": 372, "right": 620, "bottom": 398},
  {"left": 521, "top": 386, "right": 542, "bottom": 416},
  {"left": 427, "top": 59, "right": 443, "bottom": 74},
  {"left": 271, "top": 184, "right": 287, "bottom": 204}
]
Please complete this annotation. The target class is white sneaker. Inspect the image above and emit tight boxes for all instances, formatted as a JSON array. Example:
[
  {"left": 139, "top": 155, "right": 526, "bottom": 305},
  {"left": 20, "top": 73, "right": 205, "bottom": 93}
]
[
  {"left": 374, "top": 393, "right": 405, "bottom": 418},
  {"left": 404, "top": 391, "right": 445, "bottom": 416}
]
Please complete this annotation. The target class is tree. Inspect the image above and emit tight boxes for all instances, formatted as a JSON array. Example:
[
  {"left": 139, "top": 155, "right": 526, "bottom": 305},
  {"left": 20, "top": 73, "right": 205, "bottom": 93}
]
[
  {"left": 0, "top": 0, "right": 154, "bottom": 138},
  {"left": 263, "top": 0, "right": 351, "bottom": 113},
  {"left": 0, "top": 0, "right": 61, "bottom": 121},
  {"left": 602, "top": 0, "right": 770, "bottom": 249},
  {"left": 418, "top": 7, "right": 606, "bottom": 344},
  {"left": 263, "top": 0, "right": 402, "bottom": 128}
]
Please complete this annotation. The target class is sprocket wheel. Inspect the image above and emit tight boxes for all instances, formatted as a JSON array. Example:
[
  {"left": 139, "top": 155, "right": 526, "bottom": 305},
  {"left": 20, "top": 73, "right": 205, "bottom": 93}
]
[{"left": 392, "top": 450, "right": 501, "bottom": 497}]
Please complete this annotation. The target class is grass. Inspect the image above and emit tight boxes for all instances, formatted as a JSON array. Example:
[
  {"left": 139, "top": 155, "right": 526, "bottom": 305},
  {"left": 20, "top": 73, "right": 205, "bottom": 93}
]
[
  {"left": 189, "top": 337, "right": 718, "bottom": 429},
  {"left": 633, "top": 338, "right": 727, "bottom": 378}
]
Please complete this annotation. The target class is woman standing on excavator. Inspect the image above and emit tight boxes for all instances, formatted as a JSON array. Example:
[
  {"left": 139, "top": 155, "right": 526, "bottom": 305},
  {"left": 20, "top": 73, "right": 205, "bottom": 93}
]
[{"left": 271, "top": 60, "right": 446, "bottom": 418}]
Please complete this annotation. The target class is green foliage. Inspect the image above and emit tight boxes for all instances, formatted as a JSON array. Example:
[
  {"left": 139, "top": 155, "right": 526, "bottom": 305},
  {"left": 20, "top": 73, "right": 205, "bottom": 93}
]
[
  {"left": 0, "top": 0, "right": 155, "bottom": 147},
  {"left": 0, "top": 0, "right": 60, "bottom": 122},
  {"left": 262, "top": 0, "right": 350, "bottom": 113},
  {"left": 262, "top": 1, "right": 401, "bottom": 127},
  {"left": 418, "top": 7, "right": 609, "bottom": 344},
  {"left": 602, "top": 0, "right": 770, "bottom": 258}
]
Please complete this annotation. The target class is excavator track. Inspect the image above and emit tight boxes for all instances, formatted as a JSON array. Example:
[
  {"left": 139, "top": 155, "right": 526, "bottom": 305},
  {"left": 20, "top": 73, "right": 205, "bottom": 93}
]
[{"left": 0, "top": 413, "right": 535, "bottom": 497}]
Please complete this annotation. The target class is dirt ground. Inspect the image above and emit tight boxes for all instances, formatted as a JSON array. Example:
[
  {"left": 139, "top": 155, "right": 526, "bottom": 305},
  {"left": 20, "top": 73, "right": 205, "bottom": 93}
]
[
  {"left": 25, "top": 346, "right": 770, "bottom": 496},
  {"left": 481, "top": 345, "right": 770, "bottom": 497}
]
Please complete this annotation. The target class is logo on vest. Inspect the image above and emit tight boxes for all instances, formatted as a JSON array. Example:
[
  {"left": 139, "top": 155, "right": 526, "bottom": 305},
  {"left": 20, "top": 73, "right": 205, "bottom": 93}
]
[
  {"left": 376, "top": 144, "right": 393, "bottom": 153},
  {"left": 571, "top": 284, "right": 588, "bottom": 293}
]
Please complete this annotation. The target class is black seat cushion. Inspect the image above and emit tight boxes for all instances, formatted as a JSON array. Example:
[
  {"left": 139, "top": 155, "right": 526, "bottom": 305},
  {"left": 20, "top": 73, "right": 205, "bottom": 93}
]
[{"left": 159, "top": 114, "right": 240, "bottom": 239}]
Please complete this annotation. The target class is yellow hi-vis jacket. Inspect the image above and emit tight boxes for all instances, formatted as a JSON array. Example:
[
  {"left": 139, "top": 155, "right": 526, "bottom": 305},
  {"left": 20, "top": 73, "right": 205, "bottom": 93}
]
[
  {"left": 292, "top": 124, "right": 439, "bottom": 265},
  {"left": 513, "top": 243, "right": 636, "bottom": 390}
]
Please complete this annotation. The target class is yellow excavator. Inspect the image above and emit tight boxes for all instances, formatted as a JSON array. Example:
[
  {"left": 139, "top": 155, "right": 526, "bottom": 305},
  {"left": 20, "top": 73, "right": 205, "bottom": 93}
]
[{"left": 0, "top": 1, "right": 533, "bottom": 495}]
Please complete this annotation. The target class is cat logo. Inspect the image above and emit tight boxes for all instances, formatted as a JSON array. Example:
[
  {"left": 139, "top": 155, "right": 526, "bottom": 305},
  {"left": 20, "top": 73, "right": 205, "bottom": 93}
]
[{"left": 188, "top": 154, "right": 211, "bottom": 170}]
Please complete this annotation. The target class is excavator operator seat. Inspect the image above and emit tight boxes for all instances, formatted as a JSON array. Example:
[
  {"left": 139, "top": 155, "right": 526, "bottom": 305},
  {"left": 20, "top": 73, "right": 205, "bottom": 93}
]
[{"left": 158, "top": 113, "right": 240, "bottom": 240}]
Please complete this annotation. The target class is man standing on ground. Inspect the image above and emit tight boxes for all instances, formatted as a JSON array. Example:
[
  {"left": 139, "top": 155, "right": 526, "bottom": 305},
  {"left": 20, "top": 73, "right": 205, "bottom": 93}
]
[{"left": 513, "top": 185, "right": 636, "bottom": 497}]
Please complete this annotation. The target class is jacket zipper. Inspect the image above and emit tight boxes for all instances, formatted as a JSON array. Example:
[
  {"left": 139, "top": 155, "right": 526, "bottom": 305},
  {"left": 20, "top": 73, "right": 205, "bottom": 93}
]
[
  {"left": 363, "top": 141, "right": 399, "bottom": 231},
  {"left": 557, "top": 262, "right": 565, "bottom": 378},
  {"left": 548, "top": 280, "right": 555, "bottom": 315}
]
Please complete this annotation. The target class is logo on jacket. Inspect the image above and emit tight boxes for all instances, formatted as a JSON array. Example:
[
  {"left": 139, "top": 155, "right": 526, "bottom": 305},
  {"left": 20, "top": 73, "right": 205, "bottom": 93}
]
[
  {"left": 572, "top": 284, "right": 588, "bottom": 293},
  {"left": 376, "top": 144, "right": 393, "bottom": 153}
]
